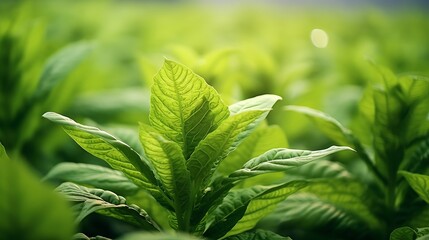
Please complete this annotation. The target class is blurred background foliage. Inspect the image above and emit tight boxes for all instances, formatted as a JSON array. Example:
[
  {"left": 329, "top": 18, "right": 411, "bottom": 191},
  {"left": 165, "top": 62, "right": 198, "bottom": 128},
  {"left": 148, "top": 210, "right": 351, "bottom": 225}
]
[{"left": 0, "top": 0, "right": 428, "bottom": 238}]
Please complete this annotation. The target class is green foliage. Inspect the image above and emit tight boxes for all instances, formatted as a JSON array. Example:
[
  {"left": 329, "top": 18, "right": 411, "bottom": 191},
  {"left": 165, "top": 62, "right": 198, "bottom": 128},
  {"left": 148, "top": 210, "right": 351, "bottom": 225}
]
[
  {"left": 45, "top": 60, "right": 349, "bottom": 238},
  {"left": 281, "top": 67, "right": 429, "bottom": 239},
  {"left": 0, "top": 143, "right": 75, "bottom": 240}
]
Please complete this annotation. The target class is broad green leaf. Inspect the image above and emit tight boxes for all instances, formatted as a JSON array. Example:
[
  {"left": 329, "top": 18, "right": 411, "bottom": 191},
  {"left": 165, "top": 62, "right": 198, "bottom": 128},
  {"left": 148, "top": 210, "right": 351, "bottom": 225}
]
[
  {"left": 285, "top": 159, "right": 352, "bottom": 180},
  {"left": 229, "top": 94, "right": 282, "bottom": 116},
  {"left": 35, "top": 42, "right": 92, "bottom": 98},
  {"left": 0, "top": 143, "right": 75, "bottom": 240},
  {"left": 57, "top": 182, "right": 159, "bottom": 231},
  {"left": 204, "top": 181, "right": 306, "bottom": 239},
  {"left": 150, "top": 59, "right": 229, "bottom": 158},
  {"left": 187, "top": 110, "right": 270, "bottom": 193},
  {"left": 400, "top": 171, "right": 429, "bottom": 204},
  {"left": 43, "top": 112, "right": 162, "bottom": 202},
  {"left": 264, "top": 180, "right": 382, "bottom": 235},
  {"left": 119, "top": 231, "right": 201, "bottom": 240},
  {"left": 44, "top": 162, "right": 138, "bottom": 196},
  {"left": 229, "top": 146, "right": 352, "bottom": 181},
  {"left": 139, "top": 124, "right": 192, "bottom": 229},
  {"left": 284, "top": 105, "right": 353, "bottom": 146},
  {"left": 390, "top": 227, "right": 416, "bottom": 240},
  {"left": 224, "top": 229, "right": 291, "bottom": 240},
  {"left": 390, "top": 226, "right": 429, "bottom": 240},
  {"left": 218, "top": 125, "right": 288, "bottom": 176}
]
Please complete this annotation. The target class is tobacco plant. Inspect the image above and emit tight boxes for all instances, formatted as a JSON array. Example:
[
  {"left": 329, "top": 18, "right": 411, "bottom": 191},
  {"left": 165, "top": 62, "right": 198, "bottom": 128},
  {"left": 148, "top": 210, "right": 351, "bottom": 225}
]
[
  {"left": 274, "top": 66, "right": 429, "bottom": 239},
  {"left": 44, "top": 60, "right": 349, "bottom": 239}
]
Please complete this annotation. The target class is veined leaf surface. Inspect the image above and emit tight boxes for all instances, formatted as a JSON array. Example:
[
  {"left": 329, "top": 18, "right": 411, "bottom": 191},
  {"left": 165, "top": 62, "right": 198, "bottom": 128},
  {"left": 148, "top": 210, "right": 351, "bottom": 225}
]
[
  {"left": 43, "top": 112, "right": 164, "bottom": 205},
  {"left": 187, "top": 110, "right": 270, "bottom": 193},
  {"left": 139, "top": 124, "right": 192, "bottom": 229},
  {"left": 229, "top": 94, "right": 282, "bottom": 116},
  {"left": 150, "top": 60, "right": 229, "bottom": 158},
  {"left": 229, "top": 146, "right": 352, "bottom": 181},
  {"left": 57, "top": 182, "right": 159, "bottom": 231},
  {"left": 400, "top": 171, "right": 429, "bottom": 204},
  {"left": 204, "top": 181, "right": 306, "bottom": 239},
  {"left": 44, "top": 162, "right": 138, "bottom": 196}
]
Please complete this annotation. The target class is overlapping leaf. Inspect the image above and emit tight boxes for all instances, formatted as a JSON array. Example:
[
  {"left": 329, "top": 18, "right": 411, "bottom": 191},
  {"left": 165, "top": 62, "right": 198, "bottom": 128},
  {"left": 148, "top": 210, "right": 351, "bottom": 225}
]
[
  {"left": 43, "top": 112, "right": 164, "bottom": 205},
  {"left": 139, "top": 124, "right": 191, "bottom": 229},
  {"left": 204, "top": 181, "right": 306, "bottom": 239},
  {"left": 150, "top": 60, "right": 229, "bottom": 158},
  {"left": 186, "top": 110, "right": 269, "bottom": 192},
  {"left": 57, "top": 182, "right": 159, "bottom": 230},
  {"left": 44, "top": 162, "right": 138, "bottom": 196},
  {"left": 264, "top": 179, "right": 382, "bottom": 236},
  {"left": 229, "top": 146, "right": 352, "bottom": 181},
  {"left": 224, "top": 229, "right": 291, "bottom": 240}
]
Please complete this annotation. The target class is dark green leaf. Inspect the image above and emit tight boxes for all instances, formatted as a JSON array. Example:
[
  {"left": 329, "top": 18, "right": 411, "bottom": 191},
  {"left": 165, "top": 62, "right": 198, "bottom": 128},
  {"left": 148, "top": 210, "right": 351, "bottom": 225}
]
[
  {"left": 118, "top": 232, "right": 201, "bottom": 240},
  {"left": 390, "top": 226, "right": 416, "bottom": 240},
  {"left": 400, "top": 171, "right": 429, "bottom": 204}
]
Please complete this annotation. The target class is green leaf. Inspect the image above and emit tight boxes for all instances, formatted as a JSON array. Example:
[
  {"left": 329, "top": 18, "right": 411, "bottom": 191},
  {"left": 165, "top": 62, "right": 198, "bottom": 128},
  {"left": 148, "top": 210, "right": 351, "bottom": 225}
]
[
  {"left": 43, "top": 112, "right": 162, "bottom": 201},
  {"left": 44, "top": 162, "right": 139, "bottom": 196},
  {"left": 264, "top": 180, "right": 382, "bottom": 234},
  {"left": 56, "top": 182, "right": 159, "bottom": 230},
  {"left": 390, "top": 227, "right": 416, "bottom": 240},
  {"left": 229, "top": 146, "right": 353, "bottom": 181},
  {"left": 400, "top": 171, "right": 429, "bottom": 204},
  {"left": 139, "top": 124, "right": 192, "bottom": 230},
  {"left": 229, "top": 94, "right": 282, "bottom": 116},
  {"left": 224, "top": 229, "right": 291, "bottom": 240},
  {"left": 285, "top": 159, "right": 352, "bottom": 180},
  {"left": 150, "top": 59, "right": 229, "bottom": 158},
  {"left": 187, "top": 110, "right": 270, "bottom": 193},
  {"left": 118, "top": 232, "right": 202, "bottom": 240},
  {"left": 0, "top": 143, "right": 75, "bottom": 240},
  {"left": 390, "top": 226, "right": 429, "bottom": 240},
  {"left": 284, "top": 105, "right": 353, "bottom": 145},
  {"left": 204, "top": 181, "right": 306, "bottom": 239},
  {"left": 74, "top": 233, "right": 112, "bottom": 240},
  {"left": 35, "top": 42, "right": 92, "bottom": 98}
]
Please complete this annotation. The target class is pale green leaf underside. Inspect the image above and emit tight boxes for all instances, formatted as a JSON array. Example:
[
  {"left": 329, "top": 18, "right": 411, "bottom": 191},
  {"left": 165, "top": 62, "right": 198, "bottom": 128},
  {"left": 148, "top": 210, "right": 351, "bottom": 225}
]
[
  {"left": 36, "top": 42, "right": 92, "bottom": 98},
  {"left": 139, "top": 124, "right": 191, "bottom": 227},
  {"left": 0, "top": 143, "right": 75, "bottom": 240},
  {"left": 229, "top": 94, "right": 282, "bottom": 116},
  {"left": 150, "top": 60, "right": 229, "bottom": 158},
  {"left": 284, "top": 105, "right": 352, "bottom": 146},
  {"left": 43, "top": 112, "right": 162, "bottom": 203},
  {"left": 187, "top": 110, "right": 269, "bottom": 192},
  {"left": 204, "top": 181, "right": 306, "bottom": 239},
  {"left": 44, "top": 162, "right": 138, "bottom": 196},
  {"left": 57, "top": 182, "right": 159, "bottom": 230},
  {"left": 229, "top": 146, "right": 353, "bottom": 181},
  {"left": 224, "top": 229, "right": 291, "bottom": 240},
  {"left": 400, "top": 171, "right": 429, "bottom": 204}
]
